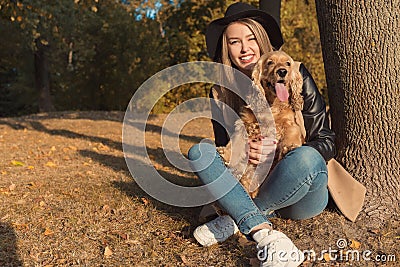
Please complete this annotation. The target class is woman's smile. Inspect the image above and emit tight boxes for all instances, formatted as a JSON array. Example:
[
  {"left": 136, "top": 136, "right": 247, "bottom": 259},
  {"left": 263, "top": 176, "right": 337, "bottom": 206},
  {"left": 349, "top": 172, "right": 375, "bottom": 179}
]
[{"left": 239, "top": 54, "right": 256, "bottom": 63}]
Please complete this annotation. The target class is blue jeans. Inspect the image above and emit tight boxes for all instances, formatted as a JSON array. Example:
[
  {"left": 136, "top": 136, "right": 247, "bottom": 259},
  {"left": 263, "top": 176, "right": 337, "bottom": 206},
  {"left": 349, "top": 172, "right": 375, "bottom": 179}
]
[{"left": 188, "top": 143, "right": 328, "bottom": 235}]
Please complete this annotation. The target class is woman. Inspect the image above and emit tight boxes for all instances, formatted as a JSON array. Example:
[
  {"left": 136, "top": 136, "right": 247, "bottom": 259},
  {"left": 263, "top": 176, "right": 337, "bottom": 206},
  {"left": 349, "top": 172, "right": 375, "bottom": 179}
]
[{"left": 187, "top": 3, "right": 336, "bottom": 266}]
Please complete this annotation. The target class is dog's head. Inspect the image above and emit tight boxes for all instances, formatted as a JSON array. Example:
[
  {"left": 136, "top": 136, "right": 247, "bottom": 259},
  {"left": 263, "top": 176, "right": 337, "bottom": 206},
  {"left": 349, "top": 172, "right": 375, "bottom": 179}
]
[{"left": 252, "top": 51, "right": 303, "bottom": 110}]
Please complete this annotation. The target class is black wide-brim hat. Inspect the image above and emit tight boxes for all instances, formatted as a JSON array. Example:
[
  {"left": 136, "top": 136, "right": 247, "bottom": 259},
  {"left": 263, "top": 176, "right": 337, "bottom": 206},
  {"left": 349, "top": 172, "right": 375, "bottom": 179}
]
[{"left": 206, "top": 2, "right": 284, "bottom": 60}]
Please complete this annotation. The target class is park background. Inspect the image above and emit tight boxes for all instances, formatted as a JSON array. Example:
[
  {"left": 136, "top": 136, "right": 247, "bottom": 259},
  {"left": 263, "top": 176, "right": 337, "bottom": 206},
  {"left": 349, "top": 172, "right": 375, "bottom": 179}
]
[{"left": 0, "top": 0, "right": 325, "bottom": 117}]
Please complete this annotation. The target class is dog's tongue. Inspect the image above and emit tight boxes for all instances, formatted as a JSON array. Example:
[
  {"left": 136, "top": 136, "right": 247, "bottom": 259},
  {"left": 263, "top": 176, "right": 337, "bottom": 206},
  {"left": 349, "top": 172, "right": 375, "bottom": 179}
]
[{"left": 275, "top": 83, "right": 289, "bottom": 102}]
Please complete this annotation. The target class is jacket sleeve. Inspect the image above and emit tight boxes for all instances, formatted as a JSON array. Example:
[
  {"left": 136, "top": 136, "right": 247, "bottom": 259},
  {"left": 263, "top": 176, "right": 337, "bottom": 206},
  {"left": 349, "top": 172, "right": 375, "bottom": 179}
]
[
  {"left": 209, "top": 89, "right": 229, "bottom": 147},
  {"left": 300, "top": 63, "right": 336, "bottom": 161}
]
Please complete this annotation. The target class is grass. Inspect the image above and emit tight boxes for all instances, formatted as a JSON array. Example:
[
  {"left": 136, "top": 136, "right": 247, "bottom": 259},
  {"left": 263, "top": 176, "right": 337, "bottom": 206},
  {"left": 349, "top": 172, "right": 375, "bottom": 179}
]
[{"left": 0, "top": 111, "right": 398, "bottom": 266}]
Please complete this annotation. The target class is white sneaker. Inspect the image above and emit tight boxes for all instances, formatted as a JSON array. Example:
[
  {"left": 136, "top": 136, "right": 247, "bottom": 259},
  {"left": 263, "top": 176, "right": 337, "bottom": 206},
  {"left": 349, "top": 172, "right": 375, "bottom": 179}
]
[
  {"left": 253, "top": 229, "right": 304, "bottom": 267},
  {"left": 193, "top": 215, "right": 239, "bottom": 246}
]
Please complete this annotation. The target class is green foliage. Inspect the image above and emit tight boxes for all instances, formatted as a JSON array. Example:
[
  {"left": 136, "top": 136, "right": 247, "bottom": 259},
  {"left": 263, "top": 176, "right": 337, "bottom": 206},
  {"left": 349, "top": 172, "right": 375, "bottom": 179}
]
[{"left": 0, "top": 0, "right": 327, "bottom": 116}]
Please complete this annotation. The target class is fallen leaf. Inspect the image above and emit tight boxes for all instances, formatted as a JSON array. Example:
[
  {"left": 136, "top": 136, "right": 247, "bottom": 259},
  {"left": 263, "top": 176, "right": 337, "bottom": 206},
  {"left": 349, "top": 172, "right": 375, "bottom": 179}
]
[
  {"left": 50, "top": 146, "right": 56, "bottom": 151},
  {"left": 43, "top": 228, "right": 54, "bottom": 236},
  {"left": 323, "top": 253, "right": 332, "bottom": 262},
  {"left": 0, "top": 189, "right": 10, "bottom": 195},
  {"left": 11, "top": 160, "right": 25, "bottom": 166},
  {"left": 349, "top": 240, "right": 361, "bottom": 249},
  {"left": 45, "top": 161, "right": 57, "bottom": 167},
  {"left": 104, "top": 246, "right": 113, "bottom": 257}
]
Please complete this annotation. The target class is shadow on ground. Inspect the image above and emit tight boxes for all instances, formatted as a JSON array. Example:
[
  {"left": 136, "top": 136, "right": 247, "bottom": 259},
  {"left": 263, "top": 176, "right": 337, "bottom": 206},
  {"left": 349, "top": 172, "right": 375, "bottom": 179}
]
[
  {"left": 0, "top": 222, "right": 22, "bottom": 267},
  {"left": 78, "top": 148, "right": 203, "bottom": 228}
]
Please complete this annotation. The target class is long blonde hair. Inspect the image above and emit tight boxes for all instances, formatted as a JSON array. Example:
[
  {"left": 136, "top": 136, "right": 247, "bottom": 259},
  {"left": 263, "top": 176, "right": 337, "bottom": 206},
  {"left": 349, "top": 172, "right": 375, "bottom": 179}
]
[{"left": 217, "top": 18, "right": 274, "bottom": 112}]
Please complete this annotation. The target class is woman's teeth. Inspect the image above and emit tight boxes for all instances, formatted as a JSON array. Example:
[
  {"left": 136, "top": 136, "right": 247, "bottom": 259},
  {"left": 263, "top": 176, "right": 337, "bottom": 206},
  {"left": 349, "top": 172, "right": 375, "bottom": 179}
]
[{"left": 240, "top": 55, "right": 253, "bottom": 61}]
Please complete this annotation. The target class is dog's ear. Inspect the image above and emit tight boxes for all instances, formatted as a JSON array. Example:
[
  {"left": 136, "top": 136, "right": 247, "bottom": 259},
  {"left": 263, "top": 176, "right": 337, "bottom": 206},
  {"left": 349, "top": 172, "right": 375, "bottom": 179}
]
[{"left": 289, "top": 63, "right": 304, "bottom": 111}]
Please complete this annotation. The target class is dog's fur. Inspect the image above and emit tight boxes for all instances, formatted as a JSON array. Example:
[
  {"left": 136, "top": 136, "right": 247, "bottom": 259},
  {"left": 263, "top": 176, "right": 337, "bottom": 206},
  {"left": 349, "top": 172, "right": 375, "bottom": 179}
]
[{"left": 218, "top": 51, "right": 305, "bottom": 198}]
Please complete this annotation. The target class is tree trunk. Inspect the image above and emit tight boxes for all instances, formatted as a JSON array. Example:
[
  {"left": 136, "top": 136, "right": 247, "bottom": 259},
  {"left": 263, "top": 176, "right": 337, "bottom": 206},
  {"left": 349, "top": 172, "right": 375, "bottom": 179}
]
[
  {"left": 315, "top": 0, "right": 400, "bottom": 224},
  {"left": 34, "top": 38, "right": 55, "bottom": 112}
]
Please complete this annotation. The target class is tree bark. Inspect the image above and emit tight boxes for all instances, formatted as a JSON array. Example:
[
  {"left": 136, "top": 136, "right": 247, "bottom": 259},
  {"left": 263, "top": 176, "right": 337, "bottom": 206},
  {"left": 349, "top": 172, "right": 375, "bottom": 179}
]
[
  {"left": 34, "top": 38, "right": 55, "bottom": 112},
  {"left": 315, "top": 0, "right": 400, "bottom": 224}
]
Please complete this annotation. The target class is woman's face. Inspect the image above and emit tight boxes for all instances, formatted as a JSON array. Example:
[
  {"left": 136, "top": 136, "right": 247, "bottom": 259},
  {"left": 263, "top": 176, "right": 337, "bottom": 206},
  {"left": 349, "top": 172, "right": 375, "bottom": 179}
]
[{"left": 225, "top": 22, "right": 261, "bottom": 76}]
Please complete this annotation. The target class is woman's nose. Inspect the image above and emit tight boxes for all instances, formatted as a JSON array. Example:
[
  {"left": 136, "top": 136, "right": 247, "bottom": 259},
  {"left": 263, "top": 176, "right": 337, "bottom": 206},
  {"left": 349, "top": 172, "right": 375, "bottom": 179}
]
[{"left": 241, "top": 41, "right": 249, "bottom": 53}]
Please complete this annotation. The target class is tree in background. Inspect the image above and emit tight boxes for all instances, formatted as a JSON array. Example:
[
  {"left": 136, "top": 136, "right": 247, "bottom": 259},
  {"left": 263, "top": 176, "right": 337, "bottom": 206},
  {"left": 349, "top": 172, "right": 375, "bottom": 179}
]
[
  {"left": 316, "top": 1, "right": 400, "bottom": 224},
  {"left": 0, "top": 0, "right": 327, "bottom": 116},
  {"left": 0, "top": 15, "right": 35, "bottom": 116},
  {"left": 1, "top": 0, "right": 166, "bottom": 114}
]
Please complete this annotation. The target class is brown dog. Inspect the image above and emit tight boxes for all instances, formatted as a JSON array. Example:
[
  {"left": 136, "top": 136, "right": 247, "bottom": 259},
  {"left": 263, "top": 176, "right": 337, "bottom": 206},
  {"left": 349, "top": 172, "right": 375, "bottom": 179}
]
[{"left": 218, "top": 51, "right": 305, "bottom": 198}]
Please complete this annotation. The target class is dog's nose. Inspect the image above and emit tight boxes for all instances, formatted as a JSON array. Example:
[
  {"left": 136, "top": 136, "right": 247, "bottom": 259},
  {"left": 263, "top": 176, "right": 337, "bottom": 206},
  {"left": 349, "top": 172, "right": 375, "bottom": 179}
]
[{"left": 277, "top": 69, "right": 287, "bottom": 78}]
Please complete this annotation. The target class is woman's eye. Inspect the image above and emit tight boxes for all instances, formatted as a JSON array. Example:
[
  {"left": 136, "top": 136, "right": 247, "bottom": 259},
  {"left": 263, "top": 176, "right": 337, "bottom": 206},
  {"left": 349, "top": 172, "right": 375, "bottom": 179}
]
[{"left": 230, "top": 40, "right": 239, "bottom": 45}]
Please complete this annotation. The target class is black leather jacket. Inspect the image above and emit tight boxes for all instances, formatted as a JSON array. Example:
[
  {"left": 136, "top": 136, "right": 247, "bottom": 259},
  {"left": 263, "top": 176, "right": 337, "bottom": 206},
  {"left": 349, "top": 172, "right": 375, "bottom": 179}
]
[{"left": 210, "top": 63, "right": 336, "bottom": 162}]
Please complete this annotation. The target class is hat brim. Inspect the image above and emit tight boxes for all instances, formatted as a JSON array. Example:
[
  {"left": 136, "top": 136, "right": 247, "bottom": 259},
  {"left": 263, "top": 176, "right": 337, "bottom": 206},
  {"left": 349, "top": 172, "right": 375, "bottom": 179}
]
[{"left": 206, "top": 9, "right": 283, "bottom": 60}]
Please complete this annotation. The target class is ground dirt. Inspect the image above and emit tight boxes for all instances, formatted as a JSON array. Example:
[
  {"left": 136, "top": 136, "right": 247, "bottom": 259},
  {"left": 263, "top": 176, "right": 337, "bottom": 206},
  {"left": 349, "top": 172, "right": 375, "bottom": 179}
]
[{"left": 0, "top": 111, "right": 398, "bottom": 267}]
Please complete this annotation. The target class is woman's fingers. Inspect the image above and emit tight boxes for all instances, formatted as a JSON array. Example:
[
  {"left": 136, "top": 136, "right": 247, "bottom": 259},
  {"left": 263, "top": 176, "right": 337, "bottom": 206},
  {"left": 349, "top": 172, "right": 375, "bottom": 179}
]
[{"left": 248, "top": 137, "right": 277, "bottom": 164}]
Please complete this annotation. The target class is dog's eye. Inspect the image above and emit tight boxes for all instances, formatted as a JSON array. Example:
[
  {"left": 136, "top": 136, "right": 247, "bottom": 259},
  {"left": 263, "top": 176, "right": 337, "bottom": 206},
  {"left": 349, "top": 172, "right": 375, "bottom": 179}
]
[
  {"left": 267, "top": 60, "right": 274, "bottom": 66},
  {"left": 286, "top": 61, "right": 291, "bottom": 67}
]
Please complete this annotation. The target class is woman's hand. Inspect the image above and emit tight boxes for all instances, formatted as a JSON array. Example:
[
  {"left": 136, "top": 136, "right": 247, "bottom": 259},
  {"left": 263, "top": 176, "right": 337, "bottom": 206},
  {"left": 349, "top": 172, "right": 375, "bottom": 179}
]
[{"left": 248, "top": 137, "right": 277, "bottom": 165}]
